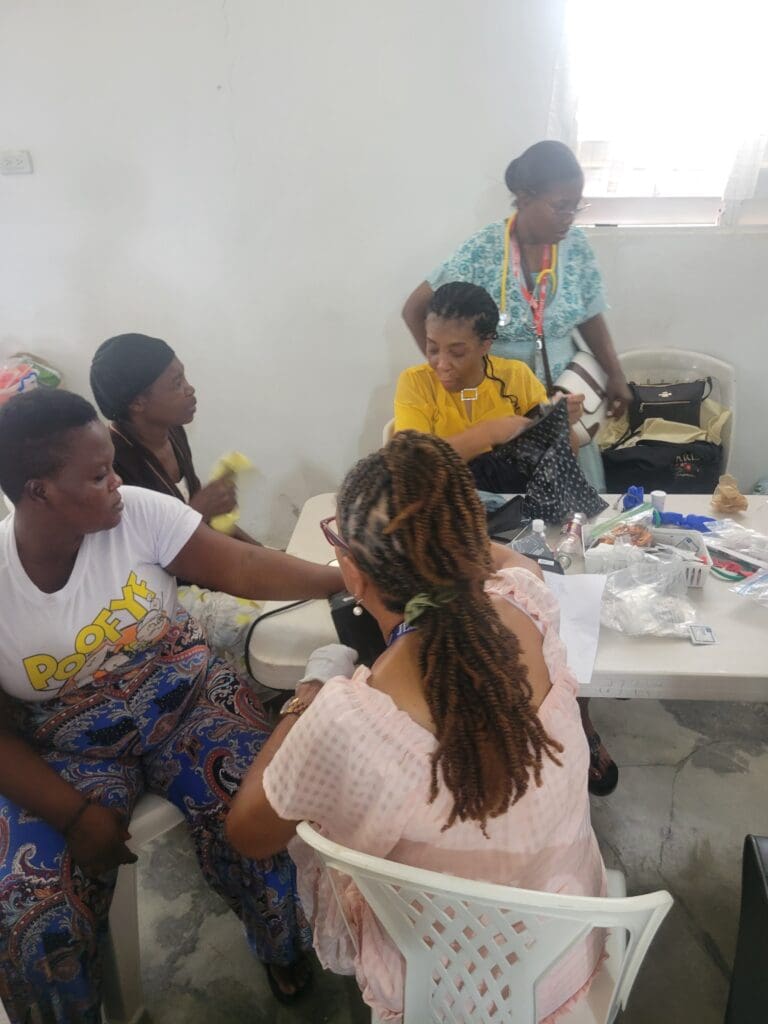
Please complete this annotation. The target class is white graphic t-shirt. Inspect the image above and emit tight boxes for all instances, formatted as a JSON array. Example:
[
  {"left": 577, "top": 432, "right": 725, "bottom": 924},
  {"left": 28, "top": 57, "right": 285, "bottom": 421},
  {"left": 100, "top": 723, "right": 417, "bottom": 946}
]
[{"left": 0, "top": 486, "right": 202, "bottom": 703}]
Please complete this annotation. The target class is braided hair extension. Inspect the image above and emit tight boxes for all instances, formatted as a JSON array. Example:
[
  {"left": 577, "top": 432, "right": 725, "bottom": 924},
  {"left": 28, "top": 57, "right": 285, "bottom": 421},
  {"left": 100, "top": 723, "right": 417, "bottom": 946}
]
[
  {"left": 337, "top": 430, "right": 563, "bottom": 833},
  {"left": 428, "top": 282, "right": 521, "bottom": 414},
  {"left": 483, "top": 356, "right": 520, "bottom": 414}
]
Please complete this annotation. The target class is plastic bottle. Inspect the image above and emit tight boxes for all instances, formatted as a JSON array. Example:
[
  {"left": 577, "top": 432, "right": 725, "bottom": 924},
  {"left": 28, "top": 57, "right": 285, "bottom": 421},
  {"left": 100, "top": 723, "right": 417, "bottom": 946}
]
[
  {"left": 555, "top": 512, "right": 587, "bottom": 569},
  {"left": 512, "top": 518, "right": 553, "bottom": 558}
]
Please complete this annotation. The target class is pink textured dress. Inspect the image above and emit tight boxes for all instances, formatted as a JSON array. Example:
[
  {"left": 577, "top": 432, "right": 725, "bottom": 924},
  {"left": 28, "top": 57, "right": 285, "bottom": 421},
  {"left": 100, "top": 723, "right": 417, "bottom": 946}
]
[{"left": 264, "top": 568, "right": 606, "bottom": 1022}]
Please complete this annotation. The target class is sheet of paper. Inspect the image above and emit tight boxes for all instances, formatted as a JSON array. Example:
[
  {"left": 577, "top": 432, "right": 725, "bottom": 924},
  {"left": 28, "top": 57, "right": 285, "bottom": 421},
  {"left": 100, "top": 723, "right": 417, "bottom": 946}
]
[{"left": 543, "top": 573, "right": 606, "bottom": 687}]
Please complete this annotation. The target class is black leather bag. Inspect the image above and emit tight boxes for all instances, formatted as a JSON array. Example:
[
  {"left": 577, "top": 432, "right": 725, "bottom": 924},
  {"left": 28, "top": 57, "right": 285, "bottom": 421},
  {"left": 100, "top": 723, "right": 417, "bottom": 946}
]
[
  {"left": 602, "top": 439, "right": 723, "bottom": 494},
  {"left": 628, "top": 378, "right": 712, "bottom": 433}
]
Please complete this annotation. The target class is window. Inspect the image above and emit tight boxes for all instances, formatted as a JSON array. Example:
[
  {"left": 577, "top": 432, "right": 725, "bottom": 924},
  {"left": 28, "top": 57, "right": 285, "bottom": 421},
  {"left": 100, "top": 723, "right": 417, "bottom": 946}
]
[{"left": 552, "top": 0, "right": 768, "bottom": 226}]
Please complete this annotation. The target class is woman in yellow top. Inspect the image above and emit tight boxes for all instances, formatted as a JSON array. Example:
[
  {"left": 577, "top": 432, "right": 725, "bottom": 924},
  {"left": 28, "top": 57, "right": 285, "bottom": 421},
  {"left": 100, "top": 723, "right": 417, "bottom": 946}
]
[{"left": 395, "top": 282, "right": 583, "bottom": 493}]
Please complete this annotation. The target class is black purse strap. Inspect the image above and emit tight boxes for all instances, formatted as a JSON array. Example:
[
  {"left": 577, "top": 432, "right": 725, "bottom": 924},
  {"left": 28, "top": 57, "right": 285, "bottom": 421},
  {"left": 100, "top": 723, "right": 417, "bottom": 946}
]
[{"left": 539, "top": 332, "right": 556, "bottom": 396}]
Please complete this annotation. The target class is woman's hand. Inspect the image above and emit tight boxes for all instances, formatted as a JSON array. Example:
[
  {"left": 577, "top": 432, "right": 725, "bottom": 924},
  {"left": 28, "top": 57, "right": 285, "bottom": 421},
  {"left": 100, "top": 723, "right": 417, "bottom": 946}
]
[
  {"left": 66, "top": 803, "right": 138, "bottom": 878},
  {"left": 299, "top": 644, "right": 357, "bottom": 684},
  {"left": 487, "top": 415, "right": 532, "bottom": 447},
  {"left": 605, "top": 373, "right": 632, "bottom": 419},
  {"left": 553, "top": 391, "right": 585, "bottom": 425},
  {"left": 190, "top": 476, "right": 237, "bottom": 521}
]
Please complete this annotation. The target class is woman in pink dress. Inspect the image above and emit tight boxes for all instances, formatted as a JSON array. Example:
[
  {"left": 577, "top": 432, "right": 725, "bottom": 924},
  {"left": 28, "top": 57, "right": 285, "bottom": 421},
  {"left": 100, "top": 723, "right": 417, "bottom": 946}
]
[{"left": 227, "top": 430, "right": 606, "bottom": 1022}]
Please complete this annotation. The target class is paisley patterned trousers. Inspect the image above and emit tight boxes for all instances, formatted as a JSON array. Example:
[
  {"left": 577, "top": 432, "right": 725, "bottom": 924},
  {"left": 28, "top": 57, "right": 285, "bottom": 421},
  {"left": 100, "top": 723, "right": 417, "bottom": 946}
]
[{"left": 0, "top": 611, "right": 310, "bottom": 1024}]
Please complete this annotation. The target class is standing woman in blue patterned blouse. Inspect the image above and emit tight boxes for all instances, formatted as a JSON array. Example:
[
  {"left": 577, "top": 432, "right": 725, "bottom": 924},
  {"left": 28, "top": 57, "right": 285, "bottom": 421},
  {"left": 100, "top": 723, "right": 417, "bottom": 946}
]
[{"left": 402, "top": 140, "right": 631, "bottom": 491}]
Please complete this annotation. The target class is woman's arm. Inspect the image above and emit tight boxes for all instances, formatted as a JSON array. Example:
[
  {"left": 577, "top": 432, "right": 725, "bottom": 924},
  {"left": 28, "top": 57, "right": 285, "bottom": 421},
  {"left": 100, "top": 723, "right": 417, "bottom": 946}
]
[
  {"left": 446, "top": 416, "right": 531, "bottom": 462},
  {"left": 490, "top": 541, "right": 545, "bottom": 579},
  {"left": 230, "top": 524, "right": 262, "bottom": 546},
  {"left": 577, "top": 314, "right": 631, "bottom": 417},
  {"left": 165, "top": 523, "right": 342, "bottom": 600},
  {"left": 226, "top": 681, "right": 322, "bottom": 858},
  {"left": 402, "top": 281, "right": 434, "bottom": 354},
  {"left": 0, "top": 726, "right": 93, "bottom": 833},
  {"left": 0, "top": 694, "right": 137, "bottom": 875}
]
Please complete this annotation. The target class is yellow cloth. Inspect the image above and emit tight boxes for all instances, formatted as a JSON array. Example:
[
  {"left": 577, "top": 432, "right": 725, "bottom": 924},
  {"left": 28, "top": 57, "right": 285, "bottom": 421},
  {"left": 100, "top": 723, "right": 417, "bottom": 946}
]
[
  {"left": 596, "top": 397, "right": 731, "bottom": 449},
  {"left": 208, "top": 451, "right": 254, "bottom": 535},
  {"left": 394, "top": 357, "right": 547, "bottom": 450}
]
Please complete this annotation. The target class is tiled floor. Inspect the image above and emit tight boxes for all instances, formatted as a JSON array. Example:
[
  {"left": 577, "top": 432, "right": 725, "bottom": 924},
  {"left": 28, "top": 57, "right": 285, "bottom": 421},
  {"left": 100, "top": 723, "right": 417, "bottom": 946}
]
[{"left": 136, "top": 698, "right": 768, "bottom": 1023}]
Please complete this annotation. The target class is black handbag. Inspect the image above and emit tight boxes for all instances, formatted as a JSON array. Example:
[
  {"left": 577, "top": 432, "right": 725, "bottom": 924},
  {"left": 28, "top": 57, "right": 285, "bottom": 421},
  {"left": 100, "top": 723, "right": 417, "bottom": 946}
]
[
  {"left": 628, "top": 378, "right": 712, "bottom": 433},
  {"left": 602, "top": 439, "right": 723, "bottom": 494},
  {"left": 493, "top": 401, "right": 608, "bottom": 523}
]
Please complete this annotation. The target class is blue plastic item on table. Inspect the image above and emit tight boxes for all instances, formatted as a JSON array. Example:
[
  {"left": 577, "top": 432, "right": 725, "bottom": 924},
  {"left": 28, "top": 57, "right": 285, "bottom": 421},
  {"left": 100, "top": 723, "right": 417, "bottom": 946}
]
[
  {"left": 657, "top": 512, "right": 715, "bottom": 532},
  {"left": 622, "top": 486, "right": 645, "bottom": 511}
]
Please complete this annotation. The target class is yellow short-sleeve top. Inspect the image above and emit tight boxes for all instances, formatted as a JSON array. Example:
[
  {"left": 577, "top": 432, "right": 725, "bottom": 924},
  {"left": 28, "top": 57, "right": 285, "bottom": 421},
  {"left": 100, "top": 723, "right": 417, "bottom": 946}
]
[{"left": 394, "top": 357, "right": 547, "bottom": 445}]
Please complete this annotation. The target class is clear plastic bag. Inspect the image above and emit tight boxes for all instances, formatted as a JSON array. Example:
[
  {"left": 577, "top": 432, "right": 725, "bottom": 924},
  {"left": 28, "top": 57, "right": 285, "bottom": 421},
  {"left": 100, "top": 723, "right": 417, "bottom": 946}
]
[
  {"left": 0, "top": 353, "right": 61, "bottom": 404},
  {"left": 703, "top": 518, "right": 768, "bottom": 566},
  {"left": 177, "top": 585, "right": 262, "bottom": 675},
  {"left": 730, "top": 570, "right": 768, "bottom": 607},
  {"left": 586, "top": 505, "right": 656, "bottom": 546},
  {"left": 601, "top": 553, "right": 696, "bottom": 637}
]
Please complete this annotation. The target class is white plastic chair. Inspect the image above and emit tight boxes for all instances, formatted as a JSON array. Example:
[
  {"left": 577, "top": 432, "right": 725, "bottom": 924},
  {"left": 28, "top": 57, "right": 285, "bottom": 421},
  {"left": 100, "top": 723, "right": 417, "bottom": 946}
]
[
  {"left": 618, "top": 349, "right": 736, "bottom": 472},
  {"left": 296, "top": 821, "right": 672, "bottom": 1024},
  {"left": 382, "top": 418, "right": 396, "bottom": 445},
  {"left": 102, "top": 794, "right": 185, "bottom": 1024}
]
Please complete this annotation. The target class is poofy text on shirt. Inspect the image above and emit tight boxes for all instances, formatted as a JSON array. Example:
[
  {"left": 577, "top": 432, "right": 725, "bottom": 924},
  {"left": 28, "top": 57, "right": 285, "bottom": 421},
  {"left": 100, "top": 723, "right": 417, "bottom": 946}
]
[{"left": 22, "top": 570, "right": 169, "bottom": 693}]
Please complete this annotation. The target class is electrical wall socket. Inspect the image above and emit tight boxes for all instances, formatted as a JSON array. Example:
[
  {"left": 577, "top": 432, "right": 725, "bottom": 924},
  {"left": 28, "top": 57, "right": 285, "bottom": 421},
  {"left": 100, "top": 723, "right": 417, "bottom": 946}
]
[{"left": 0, "top": 150, "right": 33, "bottom": 175}]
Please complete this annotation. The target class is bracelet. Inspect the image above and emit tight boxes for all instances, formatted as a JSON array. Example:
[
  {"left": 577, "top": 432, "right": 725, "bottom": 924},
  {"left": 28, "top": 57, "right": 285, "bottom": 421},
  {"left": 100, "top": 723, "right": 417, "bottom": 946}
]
[
  {"left": 279, "top": 695, "right": 310, "bottom": 719},
  {"left": 62, "top": 798, "right": 91, "bottom": 838}
]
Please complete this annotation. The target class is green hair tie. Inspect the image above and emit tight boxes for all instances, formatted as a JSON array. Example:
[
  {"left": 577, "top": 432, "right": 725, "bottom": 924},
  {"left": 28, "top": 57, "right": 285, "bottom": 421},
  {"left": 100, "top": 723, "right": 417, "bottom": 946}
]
[{"left": 403, "top": 589, "right": 456, "bottom": 625}]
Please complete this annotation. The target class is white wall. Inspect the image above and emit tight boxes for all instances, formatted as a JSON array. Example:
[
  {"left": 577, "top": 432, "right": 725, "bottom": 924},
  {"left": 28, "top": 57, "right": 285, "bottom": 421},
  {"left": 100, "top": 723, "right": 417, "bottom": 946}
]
[{"left": 0, "top": 0, "right": 765, "bottom": 543}]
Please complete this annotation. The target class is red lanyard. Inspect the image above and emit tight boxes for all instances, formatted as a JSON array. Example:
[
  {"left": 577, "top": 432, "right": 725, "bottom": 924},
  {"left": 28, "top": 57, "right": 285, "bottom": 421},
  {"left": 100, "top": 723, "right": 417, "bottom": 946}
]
[{"left": 505, "top": 215, "right": 557, "bottom": 346}]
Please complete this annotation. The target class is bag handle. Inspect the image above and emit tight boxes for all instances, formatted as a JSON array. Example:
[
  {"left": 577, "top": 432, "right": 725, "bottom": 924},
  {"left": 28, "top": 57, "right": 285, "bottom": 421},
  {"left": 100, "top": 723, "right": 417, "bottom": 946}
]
[{"left": 539, "top": 331, "right": 556, "bottom": 396}]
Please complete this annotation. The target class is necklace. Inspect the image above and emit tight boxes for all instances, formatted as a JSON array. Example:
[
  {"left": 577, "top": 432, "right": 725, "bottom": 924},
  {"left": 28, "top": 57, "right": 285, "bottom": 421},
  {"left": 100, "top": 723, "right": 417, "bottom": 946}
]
[{"left": 386, "top": 621, "right": 418, "bottom": 648}]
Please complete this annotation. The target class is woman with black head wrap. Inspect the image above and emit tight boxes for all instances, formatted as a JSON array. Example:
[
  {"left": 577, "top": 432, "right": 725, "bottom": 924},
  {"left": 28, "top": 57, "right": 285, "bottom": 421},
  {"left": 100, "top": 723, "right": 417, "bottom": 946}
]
[
  {"left": 90, "top": 333, "right": 255, "bottom": 541},
  {"left": 91, "top": 334, "right": 262, "bottom": 673}
]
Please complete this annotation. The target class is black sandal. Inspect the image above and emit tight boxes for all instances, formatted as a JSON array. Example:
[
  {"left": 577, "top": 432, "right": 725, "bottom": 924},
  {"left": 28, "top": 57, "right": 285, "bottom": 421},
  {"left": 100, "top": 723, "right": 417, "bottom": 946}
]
[
  {"left": 587, "top": 731, "right": 619, "bottom": 796},
  {"left": 264, "top": 955, "right": 313, "bottom": 1005}
]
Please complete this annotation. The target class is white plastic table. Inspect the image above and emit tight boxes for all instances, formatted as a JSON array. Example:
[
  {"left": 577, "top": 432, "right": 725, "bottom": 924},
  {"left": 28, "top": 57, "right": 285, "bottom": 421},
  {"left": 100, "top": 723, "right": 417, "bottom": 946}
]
[{"left": 247, "top": 493, "right": 768, "bottom": 701}]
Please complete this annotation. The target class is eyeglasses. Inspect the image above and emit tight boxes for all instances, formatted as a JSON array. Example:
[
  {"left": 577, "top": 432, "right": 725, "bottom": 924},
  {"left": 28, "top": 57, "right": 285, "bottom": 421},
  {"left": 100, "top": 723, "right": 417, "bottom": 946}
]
[
  {"left": 540, "top": 199, "right": 591, "bottom": 217},
  {"left": 320, "top": 515, "right": 350, "bottom": 553}
]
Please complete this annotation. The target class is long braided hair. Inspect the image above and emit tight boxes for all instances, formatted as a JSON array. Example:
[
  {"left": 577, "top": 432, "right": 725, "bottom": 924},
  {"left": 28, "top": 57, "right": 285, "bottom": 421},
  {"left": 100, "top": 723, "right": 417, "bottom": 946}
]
[
  {"left": 337, "top": 430, "right": 563, "bottom": 832},
  {"left": 428, "top": 281, "right": 521, "bottom": 413}
]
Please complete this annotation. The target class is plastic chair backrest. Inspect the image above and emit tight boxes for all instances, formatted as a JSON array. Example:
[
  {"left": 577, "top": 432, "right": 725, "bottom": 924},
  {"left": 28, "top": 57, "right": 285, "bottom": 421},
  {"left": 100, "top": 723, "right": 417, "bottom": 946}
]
[
  {"left": 618, "top": 348, "right": 736, "bottom": 472},
  {"left": 296, "top": 821, "right": 672, "bottom": 1023},
  {"left": 382, "top": 419, "right": 396, "bottom": 445}
]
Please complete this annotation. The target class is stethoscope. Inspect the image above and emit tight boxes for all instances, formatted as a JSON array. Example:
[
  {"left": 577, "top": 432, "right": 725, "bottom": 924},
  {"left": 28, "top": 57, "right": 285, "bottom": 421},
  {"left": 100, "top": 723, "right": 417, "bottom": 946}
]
[{"left": 498, "top": 213, "right": 558, "bottom": 329}]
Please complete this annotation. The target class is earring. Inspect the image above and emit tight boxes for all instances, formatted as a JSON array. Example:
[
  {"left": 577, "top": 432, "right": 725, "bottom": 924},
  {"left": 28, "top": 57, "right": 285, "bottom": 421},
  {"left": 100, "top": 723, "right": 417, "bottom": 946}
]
[{"left": 352, "top": 598, "right": 364, "bottom": 617}]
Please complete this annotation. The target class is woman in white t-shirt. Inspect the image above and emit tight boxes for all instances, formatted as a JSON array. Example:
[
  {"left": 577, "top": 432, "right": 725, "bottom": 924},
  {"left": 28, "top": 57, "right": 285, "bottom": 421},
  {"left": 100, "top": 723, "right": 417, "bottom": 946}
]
[{"left": 0, "top": 389, "right": 342, "bottom": 1022}]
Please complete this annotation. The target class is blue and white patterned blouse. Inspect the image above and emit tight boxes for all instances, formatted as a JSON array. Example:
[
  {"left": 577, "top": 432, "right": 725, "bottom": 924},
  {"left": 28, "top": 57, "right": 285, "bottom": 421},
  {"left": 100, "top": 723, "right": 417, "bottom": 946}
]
[{"left": 428, "top": 222, "right": 607, "bottom": 381}]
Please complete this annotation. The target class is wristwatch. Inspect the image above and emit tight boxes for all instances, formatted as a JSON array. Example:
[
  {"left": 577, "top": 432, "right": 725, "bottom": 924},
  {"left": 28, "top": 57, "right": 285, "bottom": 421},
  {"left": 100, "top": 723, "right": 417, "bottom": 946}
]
[{"left": 279, "top": 695, "right": 311, "bottom": 719}]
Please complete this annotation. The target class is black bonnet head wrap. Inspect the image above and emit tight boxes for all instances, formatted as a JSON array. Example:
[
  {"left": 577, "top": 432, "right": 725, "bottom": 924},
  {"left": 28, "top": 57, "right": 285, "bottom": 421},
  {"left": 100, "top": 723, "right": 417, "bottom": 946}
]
[{"left": 90, "top": 333, "right": 176, "bottom": 420}]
